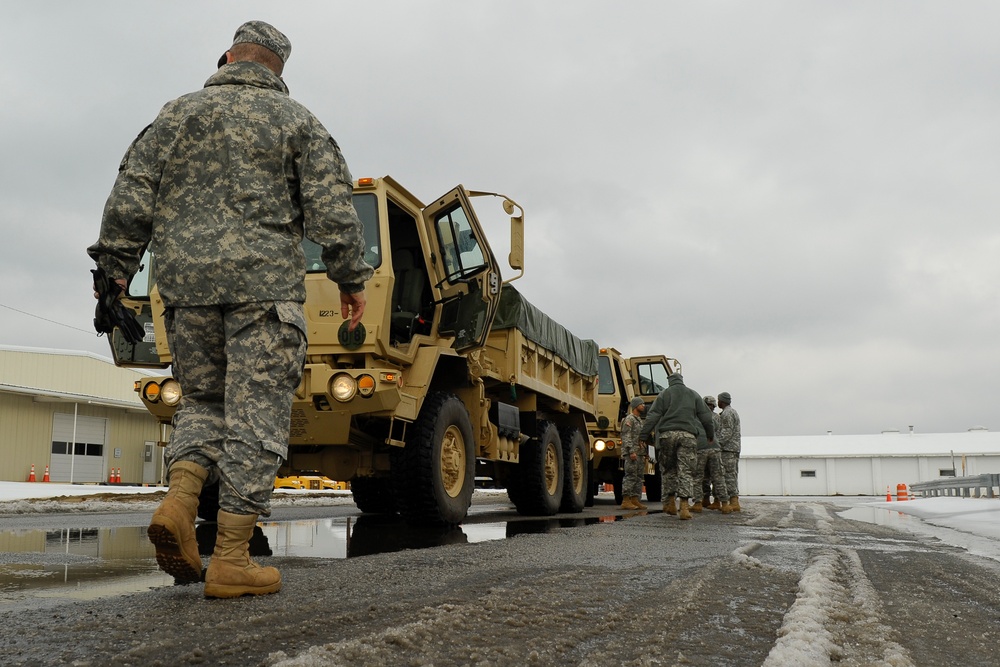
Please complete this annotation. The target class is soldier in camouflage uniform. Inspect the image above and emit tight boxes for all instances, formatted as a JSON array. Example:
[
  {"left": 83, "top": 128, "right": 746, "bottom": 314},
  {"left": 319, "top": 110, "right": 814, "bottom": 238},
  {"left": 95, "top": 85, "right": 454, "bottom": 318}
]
[
  {"left": 717, "top": 392, "right": 742, "bottom": 512},
  {"left": 639, "top": 373, "right": 715, "bottom": 520},
  {"left": 88, "top": 21, "right": 373, "bottom": 598},
  {"left": 619, "top": 397, "right": 647, "bottom": 510},
  {"left": 691, "top": 396, "right": 731, "bottom": 514}
]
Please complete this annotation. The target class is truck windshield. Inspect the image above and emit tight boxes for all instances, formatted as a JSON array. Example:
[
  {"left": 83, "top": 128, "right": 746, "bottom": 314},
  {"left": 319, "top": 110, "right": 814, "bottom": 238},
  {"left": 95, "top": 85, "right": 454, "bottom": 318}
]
[
  {"left": 304, "top": 193, "right": 381, "bottom": 272},
  {"left": 598, "top": 355, "right": 615, "bottom": 394}
]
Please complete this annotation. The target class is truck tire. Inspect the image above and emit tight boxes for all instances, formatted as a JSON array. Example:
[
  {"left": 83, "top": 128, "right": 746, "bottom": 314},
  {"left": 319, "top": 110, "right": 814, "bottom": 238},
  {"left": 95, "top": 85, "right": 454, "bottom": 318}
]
[
  {"left": 393, "top": 392, "right": 475, "bottom": 525},
  {"left": 351, "top": 477, "right": 397, "bottom": 515},
  {"left": 559, "top": 427, "right": 587, "bottom": 513},
  {"left": 510, "top": 420, "right": 564, "bottom": 516}
]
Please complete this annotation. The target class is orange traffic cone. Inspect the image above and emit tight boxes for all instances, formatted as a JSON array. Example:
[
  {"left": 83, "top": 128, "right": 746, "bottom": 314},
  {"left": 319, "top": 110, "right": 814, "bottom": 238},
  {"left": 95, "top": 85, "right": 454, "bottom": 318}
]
[
  {"left": 109, "top": 468, "right": 115, "bottom": 483},
  {"left": 885, "top": 486, "right": 892, "bottom": 502},
  {"left": 28, "top": 464, "right": 36, "bottom": 482},
  {"left": 42, "top": 465, "right": 51, "bottom": 482},
  {"left": 114, "top": 468, "right": 121, "bottom": 484}
]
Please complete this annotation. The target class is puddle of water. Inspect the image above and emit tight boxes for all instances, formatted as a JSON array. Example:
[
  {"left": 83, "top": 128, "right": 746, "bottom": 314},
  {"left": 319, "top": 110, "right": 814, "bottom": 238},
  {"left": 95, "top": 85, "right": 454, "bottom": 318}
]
[
  {"left": 0, "top": 512, "right": 628, "bottom": 606},
  {"left": 838, "top": 504, "right": 915, "bottom": 528}
]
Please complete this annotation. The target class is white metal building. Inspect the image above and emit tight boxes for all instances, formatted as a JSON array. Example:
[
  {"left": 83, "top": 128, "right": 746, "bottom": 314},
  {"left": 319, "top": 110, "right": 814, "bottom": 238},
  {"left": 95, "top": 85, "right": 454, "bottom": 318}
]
[
  {"left": 740, "top": 429, "right": 1000, "bottom": 496},
  {"left": 0, "top": 346, "right": 165, "bottom": 485}
]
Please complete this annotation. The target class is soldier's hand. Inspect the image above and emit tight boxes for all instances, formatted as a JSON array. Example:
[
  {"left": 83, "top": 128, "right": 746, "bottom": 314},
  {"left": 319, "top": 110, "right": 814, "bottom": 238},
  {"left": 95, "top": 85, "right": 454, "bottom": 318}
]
[
  {"left": 340, "top": 289, "right": 367, "bottom": 331},
  {"left": 629, "top": 453, "right": 637, "bottom": 461}
]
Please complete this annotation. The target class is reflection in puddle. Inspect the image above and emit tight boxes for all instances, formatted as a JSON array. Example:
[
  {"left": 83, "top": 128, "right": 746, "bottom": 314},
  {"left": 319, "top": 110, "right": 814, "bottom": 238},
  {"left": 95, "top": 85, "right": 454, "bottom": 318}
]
[
  {"left": 0, "top": 513, "right": 625, "bottom": 607},
  {"left": 838, "top": 504, "right": 914, "bottom": 528}
]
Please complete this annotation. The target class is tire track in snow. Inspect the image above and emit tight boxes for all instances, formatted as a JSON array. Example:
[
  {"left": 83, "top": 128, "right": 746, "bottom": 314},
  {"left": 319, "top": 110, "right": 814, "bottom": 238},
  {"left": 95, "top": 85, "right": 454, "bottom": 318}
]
[{"left": 761, "top": 504, "right": 915, "bottom": 667}]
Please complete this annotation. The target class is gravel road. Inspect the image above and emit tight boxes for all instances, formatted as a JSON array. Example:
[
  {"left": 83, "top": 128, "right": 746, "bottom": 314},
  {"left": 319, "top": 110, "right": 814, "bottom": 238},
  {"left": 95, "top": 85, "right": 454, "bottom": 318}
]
[{"left": 2, "top": 495, "right": 998, "bottom": 666}]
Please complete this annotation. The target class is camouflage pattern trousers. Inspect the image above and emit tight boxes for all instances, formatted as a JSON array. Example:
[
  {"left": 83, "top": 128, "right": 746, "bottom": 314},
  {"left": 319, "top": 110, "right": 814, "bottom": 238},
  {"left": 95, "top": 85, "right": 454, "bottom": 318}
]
[
  {"left": 164, "top": 301, "right": 307, "bottom": 516},
  {"left": 622, "top": 455, "right": 645, "bottom": 498},
  {"left": 656, "top": 431, "right": 697, "bottom": 499},
  {"left": 720, "top": 450, "right": 740, "bottom": 497},
  {"left": 696, "top": 448, "right": 729, "bottom": 502}
]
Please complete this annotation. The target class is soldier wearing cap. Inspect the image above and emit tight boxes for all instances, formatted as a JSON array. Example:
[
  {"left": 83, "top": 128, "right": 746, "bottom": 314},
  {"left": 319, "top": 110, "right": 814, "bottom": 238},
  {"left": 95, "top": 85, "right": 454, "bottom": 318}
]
[
  {"left": 88, "top": 21, "right": 373, "bottom": 598},
  {"left": 691, "top": 396, "right": 732, "bottom": 514},
  {"left": 619, "top": 396, "right": 647, "bottom": 510},
  {"left": 638, "top": 373, "right": 715, "bottom": 520},
  {"left": 716, "top": 392, "right": 742, "bottom": 511}
]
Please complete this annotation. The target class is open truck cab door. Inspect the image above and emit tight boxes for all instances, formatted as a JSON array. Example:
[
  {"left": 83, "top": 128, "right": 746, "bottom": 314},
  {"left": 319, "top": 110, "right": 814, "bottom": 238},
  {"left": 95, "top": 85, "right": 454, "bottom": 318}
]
[
  {"left": 628, "top": 355, "right": 681, "bottom": 399},
  {"left": 421, "top": 186, "right": 505, "bottom": 352},
  {"left": 106, "top": 250, "right": 171, "bottom": 370}
]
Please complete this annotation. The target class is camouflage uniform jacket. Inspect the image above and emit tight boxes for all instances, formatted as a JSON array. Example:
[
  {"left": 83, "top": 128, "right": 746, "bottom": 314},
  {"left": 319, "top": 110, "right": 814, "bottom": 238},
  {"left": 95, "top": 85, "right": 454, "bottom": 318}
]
[
  {"left": 88, "top": 61, "right": 373, "bottom": 307},
  {"left": 620, "top": 413, "right": 644, "bottom": 458},
  {"left": 718, "top": 405, "right": 741, "bottom": 453}
]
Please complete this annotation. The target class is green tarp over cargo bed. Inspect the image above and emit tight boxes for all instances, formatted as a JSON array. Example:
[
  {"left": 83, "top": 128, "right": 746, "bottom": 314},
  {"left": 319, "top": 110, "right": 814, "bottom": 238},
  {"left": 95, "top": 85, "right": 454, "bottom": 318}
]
[{"left": 491, "top": 284, "right": 599, "bottom": 377}]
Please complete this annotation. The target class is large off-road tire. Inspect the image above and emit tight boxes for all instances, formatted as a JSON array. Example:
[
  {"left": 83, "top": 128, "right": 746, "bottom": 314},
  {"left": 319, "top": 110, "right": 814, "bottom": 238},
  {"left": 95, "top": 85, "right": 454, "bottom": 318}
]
[
  {"left": 509, "top": 420, "right": 564, "bottom": 516},
  {"left": 392, "top": 392, "right": 475, "bottom": 525},
  {"left": 351, "top": 476, "right": 397, "bottom": 515},
  {"left": 559, "top": 427, "right": 587, "bottom": 513}
]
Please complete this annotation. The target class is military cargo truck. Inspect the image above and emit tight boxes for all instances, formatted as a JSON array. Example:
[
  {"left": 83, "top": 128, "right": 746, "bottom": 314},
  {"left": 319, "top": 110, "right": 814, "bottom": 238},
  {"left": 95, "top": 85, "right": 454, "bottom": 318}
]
[
  {"left": 109, "top": 176, "right": 598, "bottom": 525},
  {"left": 588, "top": 347, "right": 680, "bottom": 505}
]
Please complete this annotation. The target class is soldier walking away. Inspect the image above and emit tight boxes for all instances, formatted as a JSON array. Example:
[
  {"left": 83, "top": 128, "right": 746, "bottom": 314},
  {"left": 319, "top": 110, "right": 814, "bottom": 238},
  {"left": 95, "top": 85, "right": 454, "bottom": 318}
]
[
  {"left": 717, "top": 392, "right": 742, "bottom": 512},
  {"left": 619, "top": 397, "right": 647, "bottom": 510},
  {"left": 88, "top": 21, "right": 373, "bottom": 598},
  {"left": 638, "top": 374, "right": 715, "bottom": 520},
  {"left": 692, "top": 396, "right": 732, "bottom": 514}
]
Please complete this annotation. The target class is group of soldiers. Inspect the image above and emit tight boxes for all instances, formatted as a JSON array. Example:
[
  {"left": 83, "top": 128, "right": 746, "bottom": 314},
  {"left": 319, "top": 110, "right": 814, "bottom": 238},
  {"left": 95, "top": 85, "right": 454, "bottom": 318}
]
[{"left": 618, "top": 373, "right": 742, "bottom": 520}]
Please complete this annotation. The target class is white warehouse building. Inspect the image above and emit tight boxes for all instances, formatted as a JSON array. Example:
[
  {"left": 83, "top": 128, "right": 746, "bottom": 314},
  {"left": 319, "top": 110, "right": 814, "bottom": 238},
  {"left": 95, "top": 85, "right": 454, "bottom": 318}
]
[{"left": 739, "top": 429, "right": 1000, "bottom": 496}]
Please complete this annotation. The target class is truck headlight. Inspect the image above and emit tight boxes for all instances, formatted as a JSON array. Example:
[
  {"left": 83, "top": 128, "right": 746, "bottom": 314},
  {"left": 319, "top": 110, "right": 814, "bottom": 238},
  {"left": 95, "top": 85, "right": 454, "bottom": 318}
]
[
  {"left": 160, "top": 379, "right": 182, "bottom": 406},
  {"left": 330, "top": 373, "right": 357, "bottom": 402},
  {"left": 594, "top": 440, "right": 606, "bottom": 452}
]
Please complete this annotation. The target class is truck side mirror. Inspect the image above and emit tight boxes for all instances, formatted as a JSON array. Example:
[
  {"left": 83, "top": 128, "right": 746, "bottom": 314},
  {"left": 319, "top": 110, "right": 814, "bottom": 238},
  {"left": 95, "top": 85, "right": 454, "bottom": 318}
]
[{"left": 504, "top": 199, "right": 524, "bottom": 280}]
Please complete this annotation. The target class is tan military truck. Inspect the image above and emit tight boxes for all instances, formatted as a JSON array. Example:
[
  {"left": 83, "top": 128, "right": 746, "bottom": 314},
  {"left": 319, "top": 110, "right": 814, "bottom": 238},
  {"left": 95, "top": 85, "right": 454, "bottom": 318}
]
[
  {"left": 587, "top": 347, "right": 680, "bottom": 505},
  {"left": 108, "top": 176, "right": 598, "bottom": 525}
]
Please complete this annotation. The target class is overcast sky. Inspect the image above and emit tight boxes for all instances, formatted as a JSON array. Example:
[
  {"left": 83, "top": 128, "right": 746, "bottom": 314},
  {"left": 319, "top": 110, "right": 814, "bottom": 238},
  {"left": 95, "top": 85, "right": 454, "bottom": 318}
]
[{"left": 2, "top": 1, "right": 999, "bottom": 437}]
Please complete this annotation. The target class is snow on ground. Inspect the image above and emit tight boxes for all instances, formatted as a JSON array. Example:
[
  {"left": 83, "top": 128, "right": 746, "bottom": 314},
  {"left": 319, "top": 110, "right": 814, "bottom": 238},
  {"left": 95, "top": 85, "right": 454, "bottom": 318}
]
[
  {"left": 0, "top": 481, "right": 356, "bottom": 514},
  {"left": 0, "top": 481, "right": 997, "bottom": 557}
]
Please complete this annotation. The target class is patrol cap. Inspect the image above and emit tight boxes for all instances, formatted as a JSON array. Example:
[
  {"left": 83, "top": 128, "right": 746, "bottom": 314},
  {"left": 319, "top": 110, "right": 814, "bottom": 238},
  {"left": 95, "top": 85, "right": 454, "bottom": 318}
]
[
  {"left": 718, "top": 392, "right": 732, "bottom": 404},
  {"left": 704, "top": 395, "right": 717, "bottom": 407},
  {"left": 232, "top": 20, "right": 291, "bottom": 63},
  {"left": 629, "top": 397, "right": 644, "bottom": 411}
]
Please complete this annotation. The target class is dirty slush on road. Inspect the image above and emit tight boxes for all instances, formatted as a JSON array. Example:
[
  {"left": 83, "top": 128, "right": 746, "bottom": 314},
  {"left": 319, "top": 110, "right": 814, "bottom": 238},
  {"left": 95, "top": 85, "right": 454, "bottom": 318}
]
[{"left": 2, "top": 498, "right": 999, "bottom": 667}]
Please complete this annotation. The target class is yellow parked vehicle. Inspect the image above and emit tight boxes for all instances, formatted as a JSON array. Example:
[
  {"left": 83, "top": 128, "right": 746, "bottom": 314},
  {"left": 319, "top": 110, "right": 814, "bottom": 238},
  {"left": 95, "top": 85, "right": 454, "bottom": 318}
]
[
  {"left": 112, "top": 177, "right": 598, "bottom": 524},
  {"left": 274, "top": 470, "right": 341, "bottom": 491},
  {"left": 588, "top": 348, "right": 680, "bottom": 505}
]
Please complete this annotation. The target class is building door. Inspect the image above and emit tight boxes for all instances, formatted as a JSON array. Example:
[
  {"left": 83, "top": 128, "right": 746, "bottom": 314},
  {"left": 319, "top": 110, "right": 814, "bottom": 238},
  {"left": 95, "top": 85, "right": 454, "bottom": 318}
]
[{"left": 50, "top": 413, "right": 108, "bottom": 483}]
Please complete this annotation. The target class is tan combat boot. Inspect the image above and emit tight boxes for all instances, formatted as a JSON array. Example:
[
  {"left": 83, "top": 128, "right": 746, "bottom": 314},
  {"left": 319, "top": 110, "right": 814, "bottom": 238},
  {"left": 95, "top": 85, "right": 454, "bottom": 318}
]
[
  {"left": 678, "top": 499, "right": 693, "bottom": 520},
  {"left": 147, "top": 461, "right": 209, "bottom": 584},
  {"left": 691, "top": 498, "right": 704, "bottom": 513},
  {"left": 706, "top": 495, "right": 721, "bottom": 510},
  {"left": 720, "top": 500, "right": 734, "bottom": 514},
  {"left": 204, "top": 511, "right": 281, "bottom": 598},
  {"left": 634, "top": 496, "right": 648, "bottom": 510},
  {"left": 663, "top": 494, "right": 677, "bottom": 515},
  {"left": 620, "top": 496, "right": 637, "bottom": 510},
  {"left": 730, "top": 495, "right": 741, "bottom": 512}
]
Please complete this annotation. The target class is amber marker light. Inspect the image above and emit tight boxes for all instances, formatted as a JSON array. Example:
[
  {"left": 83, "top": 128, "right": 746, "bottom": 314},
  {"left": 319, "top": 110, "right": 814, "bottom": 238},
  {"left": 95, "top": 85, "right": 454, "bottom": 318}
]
[
  {"left": 142, "top": 382, "right": 161, "bottom": 403},
  {"left": 380, "top": 372, "right": 397, "bottom": 383},
  {"left": 357, "top": 374, "right": 376, "bottom": 398},
  {"left": 357, "top": 177, "right": 375, "bottom": 187}
]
